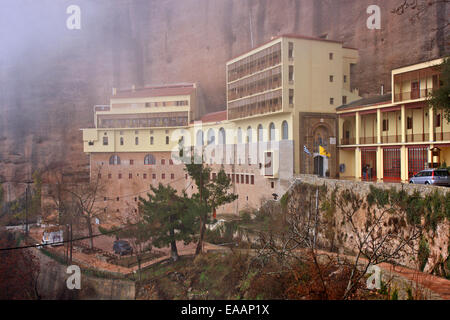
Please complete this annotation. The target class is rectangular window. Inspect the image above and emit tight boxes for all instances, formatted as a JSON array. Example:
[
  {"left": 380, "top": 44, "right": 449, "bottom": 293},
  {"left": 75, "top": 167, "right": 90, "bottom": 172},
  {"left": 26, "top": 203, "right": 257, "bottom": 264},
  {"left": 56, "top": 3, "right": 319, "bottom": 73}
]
[
  {"left": 166, "top": 136, "right": 169, "bottom": 144},
  {"left": 288, "top": 66, "right": 294, "bottom": 82},
  {"left": 436, "top": 114, "right": 441, "bottom": 127},
  {"left": 120, "top": 137, "right": 124, "bottom": 146},
  {"left": 161, "top": 159, "right": 165, "bottom": 165},
  {"left": 241, "top": 174, "right": 244, "bottom": 183},
  {"left": 330, "top": 98, "right": 334, "bottom": 105},
  {"left": 232, "top": 174, "right": 235, "bottom": 183},
  {"left": 118, "top": 173, "right": 122, "bottom": 179},
  {"left": 383, "top": 119, "right": 389, "bottom": 132},
  {"left": 235, "top": 174, "right": 239, "bottom": 184},
  {"left": 162, "top": 173, "right": 165, "bottom": 180},
  {"left": 407, "top": 117, "right": 413, "bottom": 130},
  {"left": 329, "top": 75, "right": 334, "bottom": 82},
  {"left": 344, "top": 75, "right": 347, "bottom": 83},
  {"left": 329, "top": 52, "right": 333, "bottom": 60},
  {"left": 246, "top": 175, "right": 249, "bottom": 184},
  {"left": 103, "top": 137, "right": 108, "bottom": 146},
  {"left": 342, "top": 96, "right": 347, "bottom": 105},
  {"left": 152, "top": 174, "right": 156, "bottom": 179},
  {"left": 150, "top": 137, "right": 154, "bottom": 145},
  {"left": 143, "top": 173, "right": 147, "bottom": 179},
  {"left": 251, "top": 175, "right": 255, "bottom": 185},
  {"left": 108, "top": 173, "right": 112, "bottom": 179},
  {"left": 288, "top": 42, "right": 294, "bottom": 59},
  {"left": 130, "top": 159, "right": 134, "bottom": 165},
  {"left": 289, "top": 89, "right": 294, "bottom": 105},
  {"left": 129, "top": 173, "right": 132, "bottom": 179},
  {"left": 171, "top": 173, "right": 175, "bottom": 180},
  {"left": 169, "top": 159, "right": 173, "bottom": 165}
]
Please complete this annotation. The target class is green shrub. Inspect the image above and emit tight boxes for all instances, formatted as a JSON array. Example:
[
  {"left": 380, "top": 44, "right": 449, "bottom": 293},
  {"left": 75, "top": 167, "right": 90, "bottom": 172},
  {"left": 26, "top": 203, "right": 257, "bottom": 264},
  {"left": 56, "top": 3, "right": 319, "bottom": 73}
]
[{"left": 418, "top": 237, "right": 430, "bottom": 271}]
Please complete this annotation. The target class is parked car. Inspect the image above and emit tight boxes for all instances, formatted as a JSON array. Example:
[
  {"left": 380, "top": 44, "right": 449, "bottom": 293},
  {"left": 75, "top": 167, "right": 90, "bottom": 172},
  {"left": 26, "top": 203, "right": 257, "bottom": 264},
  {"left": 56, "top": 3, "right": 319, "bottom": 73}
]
[
  {"left": 113, "top": 240, "right": 133, "bottom": 256},
  {"left": 409, "top": 169, "right": 450, "bottom": 186}
]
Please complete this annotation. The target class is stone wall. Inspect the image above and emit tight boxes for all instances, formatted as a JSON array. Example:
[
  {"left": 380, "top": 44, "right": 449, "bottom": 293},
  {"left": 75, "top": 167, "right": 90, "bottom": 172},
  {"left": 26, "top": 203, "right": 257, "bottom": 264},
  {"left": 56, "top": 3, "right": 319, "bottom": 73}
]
[{"left": 283, "top": 175, "right": 449, "bottom": 273}]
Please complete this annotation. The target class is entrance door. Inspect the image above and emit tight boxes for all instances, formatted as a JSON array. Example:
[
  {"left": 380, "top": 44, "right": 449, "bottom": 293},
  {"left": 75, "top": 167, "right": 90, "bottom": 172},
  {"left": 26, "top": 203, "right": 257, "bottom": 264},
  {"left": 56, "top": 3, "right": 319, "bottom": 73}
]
[
  {"left": 411, "top": 81, "right": 420, "bottom": 100},
  {"left": 314, "top": 156, "right": 324, "bottom": 177},
  {"left": 361, "top": 149, "right": 377, "bottom": 181}
]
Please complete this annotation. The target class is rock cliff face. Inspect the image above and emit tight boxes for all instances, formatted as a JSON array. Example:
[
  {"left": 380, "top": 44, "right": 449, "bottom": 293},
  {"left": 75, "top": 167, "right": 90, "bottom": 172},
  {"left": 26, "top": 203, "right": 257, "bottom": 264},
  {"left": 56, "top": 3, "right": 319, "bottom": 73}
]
[{"left": 0, "top": 0, "right": 448, "bottom": 198}]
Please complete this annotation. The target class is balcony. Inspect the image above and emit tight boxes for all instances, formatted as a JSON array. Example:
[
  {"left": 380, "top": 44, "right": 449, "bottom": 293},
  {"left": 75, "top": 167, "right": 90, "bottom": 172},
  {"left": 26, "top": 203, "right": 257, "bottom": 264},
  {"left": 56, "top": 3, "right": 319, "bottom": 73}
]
[
  {"left": 340, "top": 137, "right": 356, "bottom": 145},
  {"left": 381, "top": 135, "right": 401, "bottom": 144},
  {"left": 434, "top": 132, "right": 450, "bottom": 142},
  {"left": 406, "top": 133, "right": 430, "bottom": 143},
  {"left": 94, "top": 105, "right": 110, "bottom": 112},
  {"left": 394, "top": 89, "right": 431, "bottom": 103},
  {"left": 360, "top": 136, "right": 377, "bottom": 144}
]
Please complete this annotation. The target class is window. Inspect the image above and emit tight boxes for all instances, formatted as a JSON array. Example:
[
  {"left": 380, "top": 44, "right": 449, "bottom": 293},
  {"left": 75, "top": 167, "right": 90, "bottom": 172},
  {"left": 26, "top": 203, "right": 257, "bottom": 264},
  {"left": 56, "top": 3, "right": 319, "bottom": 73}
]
[
  {"left": 342, "top": 96, "right": 347, "bottom": 105},
  {"left": 282, "top": 121, "right": 289, "bottom": 140},
  {"left": 237, "top": 128, "right": 243, "bottom": 144},
  {"left": 329, "top": 75, "right": 334, "bottom": 82},
  {"left": 162, "top": 174, "right": 165, "bottom": 180},
  {"left": 145, "top": 102, "right": 150, "bottom": 108},
  {"left": 289, "top": 89, "right": 294, "bottom": 105},
  {"left": 116, "top": 197, "right": 119, "bottom": 201},
  {"left": 161, "top": 159, "right": 165, "bottom": 165},
  {"left": 120, "top": 137, "right": 124, "bottom": 146},
  {"left": 152, "top": 174, "right": 156, "bottom": 179},
  {"left": 271, "top": 181, "right": 275, "bottom": 189},
  {"left": 150, "top": 136, "right": 154, "bottom": 145},
  {"left": 330, "top": 98, "right": 334, "bottom": 105},
  {"left": 143, "top": 173, "right": 147, "bottom": 179},
  {"left": 129, "top": 173, "right": 132, "bottom": 179},
  {"left": 196, "top": 130, "right": 204, "bottom": 146},
  {"left": 144, "top": 154, "right": 156, "bottom": 165},
  {"left": 269, "top": 123, "right": 275, "bottom": 141},
  {"left": 103, "top": 136, "right": 108, "bottom": 146},
  {"left": 288, "top": 65, "right": 294, "bottom": 82},
  {"left": 108, "top": 173, "right": 112, "bottom": 179},
  {"left": 135, "top": 137, "right": 139, "bottom": 145},
  {"left": 288, "top": 42, "right": 294, "bottom": 59},
  {"left": 329, "top": 52, "right": 333, "bottom": 60},
  {"left": 166, "top": 136, "right": 169, "bottom": 145},
  {"left": 383, "top": 119, "right": 389, "bottom": 132},
  {"left": 344, "top": 75, "right": 347, "bottom": 83},
  {"left": 246, "top": 175, "right": 249, "bottom": 184},
  {"left": 407, "top": 117, "right": 413, "bottom": 130},
  {"left": 129, "top": 159, "right": 134, "bottom": 165},
  {"left": 169, "top": 159, "right": 173, "bottom": 165},
  {"left": 219, "top": 128, "right": 226, "bottom": 145},
  {"left": 118, "top": 173, "right": 122, "bottom": 179},
  {"left": 98, "top": 173, "right": 102, "bottom": 179},
  {"left": 207, "top": 129, "right": 215, "bottom": 145},
  {"left": 436, "top": 114, "right": 441, "bottom": 127},
  {"left": 109, "top": 155, "right": 121, "bottom": 165},
  {"left": 171, "top": 173, "right": 175, "bottom": 180},
  {"left": 236, "top": 174, "right": 239, "bottom": 184},
  {"left": 247, "top": 127, "right": 252, "bottom": 144},
  {"left": 241, "top": 175, "right": 244, "bottom": 183},
  {"left": 251, "top": 175, "right": 255, "bottom": 185},
  {"left": 257, "top": 124, "right": 263, "bottom": 142}
]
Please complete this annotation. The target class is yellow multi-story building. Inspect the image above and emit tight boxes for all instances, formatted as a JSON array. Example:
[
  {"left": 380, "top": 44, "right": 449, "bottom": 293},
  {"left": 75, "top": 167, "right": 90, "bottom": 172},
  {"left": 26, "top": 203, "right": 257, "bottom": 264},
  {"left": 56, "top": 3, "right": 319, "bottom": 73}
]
[
  {"left": 81, "top": 34, "right": 362, "bottom": 220},
  {"left": 337, "top": 58, "right": 447, "bottom": 182}
]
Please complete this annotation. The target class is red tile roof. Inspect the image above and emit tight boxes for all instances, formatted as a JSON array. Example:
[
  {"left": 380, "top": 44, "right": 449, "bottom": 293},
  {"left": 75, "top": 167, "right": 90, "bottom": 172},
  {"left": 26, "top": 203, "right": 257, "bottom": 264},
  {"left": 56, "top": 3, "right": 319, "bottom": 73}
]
[
  {"left": 200, "top": 110, "right": 227, "bottom": 123},
  {"left": 113, "top": 84, "right": 196, "bottom": 99}
]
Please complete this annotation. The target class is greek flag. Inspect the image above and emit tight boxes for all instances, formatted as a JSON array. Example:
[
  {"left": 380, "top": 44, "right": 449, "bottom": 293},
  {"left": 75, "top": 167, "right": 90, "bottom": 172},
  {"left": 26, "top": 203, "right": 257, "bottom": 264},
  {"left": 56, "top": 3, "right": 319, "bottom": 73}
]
[{"left": 304, "top": 145, "right": 312, "bottom": 156}]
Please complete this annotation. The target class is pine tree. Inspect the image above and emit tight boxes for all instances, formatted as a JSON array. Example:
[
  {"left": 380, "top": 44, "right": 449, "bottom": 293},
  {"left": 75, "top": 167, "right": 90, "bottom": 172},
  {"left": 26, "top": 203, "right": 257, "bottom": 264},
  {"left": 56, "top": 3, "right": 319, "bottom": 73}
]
[{"left": 140, "top": 184, "right": 196, "bottom": 261}]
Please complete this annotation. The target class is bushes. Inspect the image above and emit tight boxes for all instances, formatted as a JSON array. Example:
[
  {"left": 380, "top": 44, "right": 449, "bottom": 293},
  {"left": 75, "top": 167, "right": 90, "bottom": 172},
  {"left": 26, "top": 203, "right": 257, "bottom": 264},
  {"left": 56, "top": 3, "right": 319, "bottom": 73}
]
[{"left": 418, "top": 237, "right": 430, "bottom": 271}]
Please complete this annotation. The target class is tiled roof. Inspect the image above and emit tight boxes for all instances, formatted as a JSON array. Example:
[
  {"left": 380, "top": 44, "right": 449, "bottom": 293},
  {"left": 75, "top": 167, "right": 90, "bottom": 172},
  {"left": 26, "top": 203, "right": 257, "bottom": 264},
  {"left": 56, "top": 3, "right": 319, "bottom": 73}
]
[
  {"left": 113, "top": 84, "right": 196, "bottom": 99},
  {"left": 200, "top": 110, "right": 227, "bottom": 123},
  {"left": 336, "top": 94, "right": 392, "bottom": 111}
]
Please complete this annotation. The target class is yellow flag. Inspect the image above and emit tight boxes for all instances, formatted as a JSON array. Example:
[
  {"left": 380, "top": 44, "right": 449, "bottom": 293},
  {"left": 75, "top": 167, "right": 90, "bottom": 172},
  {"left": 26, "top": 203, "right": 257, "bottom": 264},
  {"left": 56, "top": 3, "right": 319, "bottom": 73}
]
[{"left": 319, "top": 146, "right": 331, "bottom": 158}]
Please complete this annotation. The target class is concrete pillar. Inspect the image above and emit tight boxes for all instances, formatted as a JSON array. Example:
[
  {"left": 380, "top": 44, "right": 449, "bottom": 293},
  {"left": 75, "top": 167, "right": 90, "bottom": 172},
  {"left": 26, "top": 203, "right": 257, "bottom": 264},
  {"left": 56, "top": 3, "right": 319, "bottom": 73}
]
[
  {"left": 355, "top": 147, "right": 361, "bottom": 179},
  {"left": 377, "top": 109, "right": 382, "bottom": 144},
  {"left": 401, "top": 104, "right": 406, "bottom": 143},
  {"left": 377, "top": 146, "right": 383, "bottom": 181},
  {"left": 429, "top": 106, "right": 434, "bottom": 142},
  {"left": 401, "top": 146, "right": 408, "bottom": 182},
  {"left": 355, "top": 112, "right": 360, "bottom": 145}
]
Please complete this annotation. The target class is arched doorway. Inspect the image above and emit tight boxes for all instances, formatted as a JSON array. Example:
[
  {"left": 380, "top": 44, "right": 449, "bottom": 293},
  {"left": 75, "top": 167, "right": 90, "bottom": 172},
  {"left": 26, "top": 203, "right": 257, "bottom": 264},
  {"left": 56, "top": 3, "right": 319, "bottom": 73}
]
[{"left": 314, "top": 156, "right": 325, "bottom": 177}]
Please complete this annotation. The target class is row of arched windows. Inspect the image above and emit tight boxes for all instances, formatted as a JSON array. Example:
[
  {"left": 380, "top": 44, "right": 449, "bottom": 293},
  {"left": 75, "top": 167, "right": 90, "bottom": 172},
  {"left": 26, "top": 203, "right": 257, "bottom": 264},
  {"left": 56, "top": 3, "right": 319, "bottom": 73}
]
[
  {"left": 196, "top": 121, "right": 288, "bottom": 146},
  {"left": 109, "top": 154, "right": 157, "bottom": 165}
]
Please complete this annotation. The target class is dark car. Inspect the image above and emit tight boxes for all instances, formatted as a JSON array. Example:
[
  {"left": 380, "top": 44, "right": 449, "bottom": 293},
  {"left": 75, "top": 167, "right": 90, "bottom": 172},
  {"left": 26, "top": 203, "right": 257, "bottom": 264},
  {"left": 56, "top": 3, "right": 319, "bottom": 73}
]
[
  {"left": 113, "top": 240, "right": 133, "bottom": 256},
  {"left": 409, "top": 169, "right": 450, "bottom": 186}
]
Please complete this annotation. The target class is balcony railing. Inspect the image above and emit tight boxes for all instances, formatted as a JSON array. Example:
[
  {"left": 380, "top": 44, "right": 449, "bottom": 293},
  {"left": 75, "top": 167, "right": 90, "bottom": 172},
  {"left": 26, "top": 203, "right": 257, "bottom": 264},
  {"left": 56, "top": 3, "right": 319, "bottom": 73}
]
[
  {"left": 406, "top": 133, "right": 430, "bottom": 143},
  {"left": 94, "top": 105, "right": 110, "bottom": 112},
  {"left": 360, "top": 136, "right": 377, "bottom": 144},
  {"left": 394, "top": 89, "right": 432, "bottom": 102},
  {"left": 381, "top": 135, "right": 401, "bottom": 144},
  {"left": 340, "top": 137, "right": 356, "bottom": 145},
  {"left": 434, "top": 132, "right": 450, "bottom": 141}
]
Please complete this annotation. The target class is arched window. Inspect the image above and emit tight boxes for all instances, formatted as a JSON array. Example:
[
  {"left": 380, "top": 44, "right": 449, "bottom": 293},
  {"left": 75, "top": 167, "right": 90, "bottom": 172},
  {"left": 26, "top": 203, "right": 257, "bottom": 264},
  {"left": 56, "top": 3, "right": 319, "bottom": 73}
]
[
  {"left": 144, "top": 154, "right": 156, "bottom": 165},
  {"left": 247, "top": 126, "right": 252, "bottom": 144},
  {"left": 257, "top": 124, "right": 263, "bottom": 142},
  {"left": 109, "top": 155, "right": 120, "bottom": 165},
  {"left": 282, "top": 121, "right": 289, "bottom": 140},
  {"left": 218, "top": 128, "right": 226, "bottom": 145},
  {"left": 237, "top": 128, "right": 243, "bottom": 144},
  {"left": 196, "top": 130, "right": 204, "bottom": 146},
  {"left": 269, "top": 123, "right": 275, "bottom": 141},
  {"left": 207, "top": 129, "right": 215, "bottom": 145}
]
